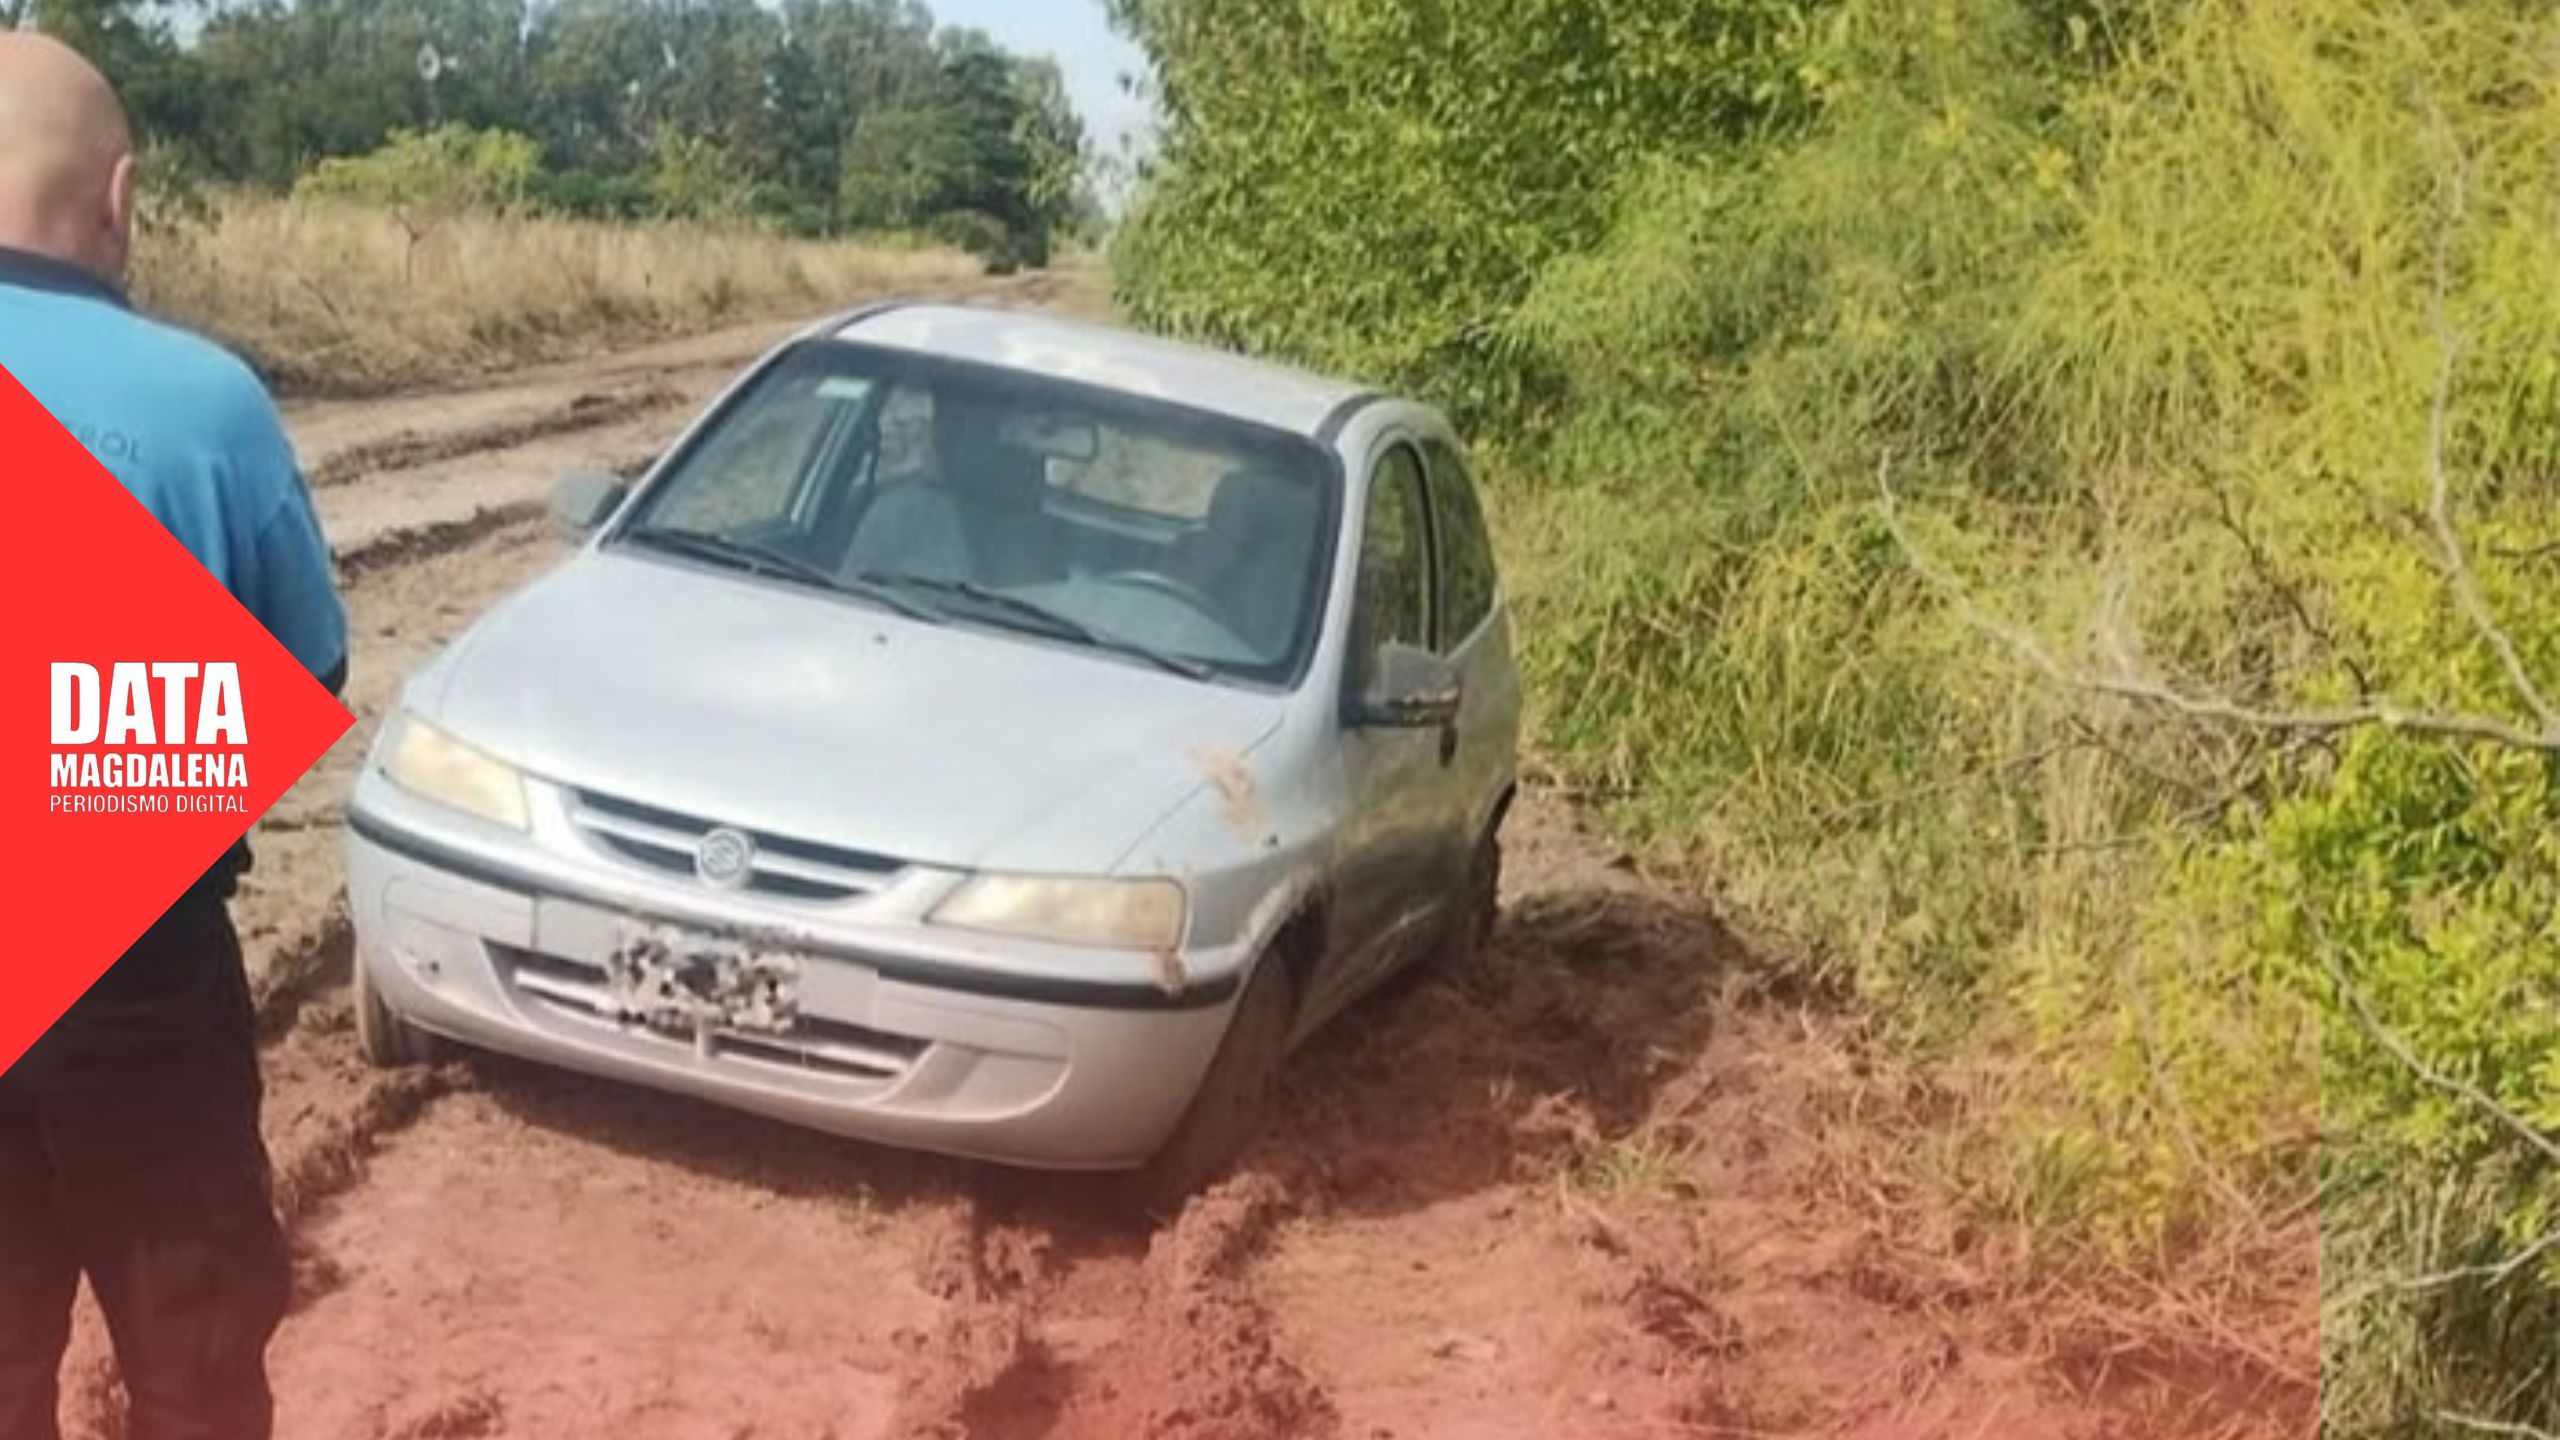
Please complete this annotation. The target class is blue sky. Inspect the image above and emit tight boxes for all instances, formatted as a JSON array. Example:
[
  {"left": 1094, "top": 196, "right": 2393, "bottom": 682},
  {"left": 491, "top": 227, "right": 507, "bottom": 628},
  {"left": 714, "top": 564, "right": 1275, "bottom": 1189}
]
[{"left": 930, "top": 0, "right": 1157, "bottom": 166}]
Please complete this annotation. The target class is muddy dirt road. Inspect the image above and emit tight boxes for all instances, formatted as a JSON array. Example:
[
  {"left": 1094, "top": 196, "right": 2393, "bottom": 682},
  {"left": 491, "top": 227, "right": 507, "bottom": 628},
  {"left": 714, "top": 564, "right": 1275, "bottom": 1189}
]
[{"left": 60, "top": 280, "right": 2311, "bottom": 1440}]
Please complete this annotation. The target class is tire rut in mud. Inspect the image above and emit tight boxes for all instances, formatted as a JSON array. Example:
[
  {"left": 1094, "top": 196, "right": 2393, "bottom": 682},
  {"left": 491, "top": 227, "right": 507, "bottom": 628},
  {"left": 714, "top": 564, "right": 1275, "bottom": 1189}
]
[
  {"left": 248, "top": 905, "right": 351, "bottom": 1045},
  {"left": 336, "top": 502, "right": 548, "bottom": 584},
  {"left": 308, "top": 387, "right": 682, "bottom": 489},
  {"left": 893, "top": 1172, "right": 1335, "bottom": 1440}
]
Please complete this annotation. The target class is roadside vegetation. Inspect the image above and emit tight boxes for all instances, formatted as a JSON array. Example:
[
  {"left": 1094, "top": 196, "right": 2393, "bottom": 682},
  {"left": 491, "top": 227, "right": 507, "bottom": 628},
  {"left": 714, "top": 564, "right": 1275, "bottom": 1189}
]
[
  {"left": 133, "top": 192, "right": 975, "bottom": 395},
  {"left": 1114, "top": 0, "right": 2558, "bottom": 1431}
]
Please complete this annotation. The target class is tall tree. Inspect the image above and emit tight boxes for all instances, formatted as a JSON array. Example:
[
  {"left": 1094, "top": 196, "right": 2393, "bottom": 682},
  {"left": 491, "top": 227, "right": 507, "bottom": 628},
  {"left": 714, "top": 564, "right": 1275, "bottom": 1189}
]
[{"left": 27, "top": 0, "right": 205, "bottom": 154}]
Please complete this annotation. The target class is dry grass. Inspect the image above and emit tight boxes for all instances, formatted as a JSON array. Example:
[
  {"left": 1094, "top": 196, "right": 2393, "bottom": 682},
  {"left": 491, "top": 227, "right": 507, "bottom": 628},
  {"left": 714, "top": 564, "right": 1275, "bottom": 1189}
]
[{"left": 134, "top": 193, "right": 980, "bottom": 396}]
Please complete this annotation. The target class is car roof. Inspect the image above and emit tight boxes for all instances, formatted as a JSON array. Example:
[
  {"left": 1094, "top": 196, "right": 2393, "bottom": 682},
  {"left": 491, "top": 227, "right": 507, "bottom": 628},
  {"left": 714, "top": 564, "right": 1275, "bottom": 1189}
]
[{"left": 824, "top": 302, "right": 1372, "bottom": 438}]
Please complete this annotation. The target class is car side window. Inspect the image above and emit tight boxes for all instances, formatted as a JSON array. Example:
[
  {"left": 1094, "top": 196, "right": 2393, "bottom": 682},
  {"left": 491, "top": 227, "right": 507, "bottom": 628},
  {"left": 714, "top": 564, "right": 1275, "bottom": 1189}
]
[
  {"left": 1423, "top": 440, "right": 1496, "bottom": 649},
  {"left": 1349, "top": 444, "right": 1434, "bottom": 689}
]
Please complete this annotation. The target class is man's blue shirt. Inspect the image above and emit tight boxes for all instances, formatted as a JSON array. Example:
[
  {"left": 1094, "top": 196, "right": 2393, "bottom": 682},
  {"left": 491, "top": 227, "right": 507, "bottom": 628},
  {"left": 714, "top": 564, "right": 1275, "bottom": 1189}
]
[{"left": 0, "top": 247, "right": 345, "bottom": 685}]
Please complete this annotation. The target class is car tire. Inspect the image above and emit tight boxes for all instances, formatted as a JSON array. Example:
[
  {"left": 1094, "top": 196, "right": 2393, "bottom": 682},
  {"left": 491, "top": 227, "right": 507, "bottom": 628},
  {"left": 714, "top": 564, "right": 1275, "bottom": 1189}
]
[
  {"left": 353, "top": 948, "right": 442, "bottom": 1069},
  {"left": 1435, "top": 828, "right": 1505, "bottom": 969},
  {"left": 1127, "top": 958, "right": 1295, "bottom": 1218}
]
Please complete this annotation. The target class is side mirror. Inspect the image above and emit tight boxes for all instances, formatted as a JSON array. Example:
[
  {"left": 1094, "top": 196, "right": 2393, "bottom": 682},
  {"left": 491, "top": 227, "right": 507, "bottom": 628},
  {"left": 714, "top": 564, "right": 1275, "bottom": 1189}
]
[
  {"left": 1352, "top": 642, "right": 1462, "bottom": 729},
  {"left": 551, "top": 471, "right": 629, "bottom": 533}
]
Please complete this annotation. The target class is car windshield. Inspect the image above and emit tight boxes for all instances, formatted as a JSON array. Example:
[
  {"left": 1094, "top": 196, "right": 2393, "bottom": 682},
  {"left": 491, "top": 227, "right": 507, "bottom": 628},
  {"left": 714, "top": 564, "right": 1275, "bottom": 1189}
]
[{"left": 616, "top": 341, "right": 1338, "bottom": 685}]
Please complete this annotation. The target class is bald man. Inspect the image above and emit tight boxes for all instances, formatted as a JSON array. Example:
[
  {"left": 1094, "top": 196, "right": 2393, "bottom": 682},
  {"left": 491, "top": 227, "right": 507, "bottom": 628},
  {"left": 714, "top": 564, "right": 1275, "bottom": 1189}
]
[{"left": 0, "top": 33, "right": 345, "bottom": 1440}]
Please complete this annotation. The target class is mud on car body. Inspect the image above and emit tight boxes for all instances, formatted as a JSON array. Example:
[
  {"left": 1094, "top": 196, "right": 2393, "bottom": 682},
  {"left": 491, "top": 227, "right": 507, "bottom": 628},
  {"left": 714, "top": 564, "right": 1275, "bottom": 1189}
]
[{"left": 342, "top": 302, "right": 1520, "bottom": 1204}]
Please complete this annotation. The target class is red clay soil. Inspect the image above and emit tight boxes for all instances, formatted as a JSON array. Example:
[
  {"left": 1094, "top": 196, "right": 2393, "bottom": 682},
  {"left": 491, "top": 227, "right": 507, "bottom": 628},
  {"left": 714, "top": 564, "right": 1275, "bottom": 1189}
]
[{"left": 61, "top": 781, "right": 2314, "bottom": 1440}]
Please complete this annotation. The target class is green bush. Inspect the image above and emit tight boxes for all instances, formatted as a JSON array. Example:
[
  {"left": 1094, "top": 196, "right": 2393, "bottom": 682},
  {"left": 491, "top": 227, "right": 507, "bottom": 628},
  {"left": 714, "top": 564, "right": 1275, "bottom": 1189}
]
[
  {"left": 296, "top": 124, "right": 543, "bottom": 218},
  {"left": 1110, "top": 0, "right": 1819, "bottom": 425},
  {"left": 1117, "top": 0, "right": 2560, "bottom": 1428},
  {"left": 646, "top": 129, "right": 754, "bottom": 224}
]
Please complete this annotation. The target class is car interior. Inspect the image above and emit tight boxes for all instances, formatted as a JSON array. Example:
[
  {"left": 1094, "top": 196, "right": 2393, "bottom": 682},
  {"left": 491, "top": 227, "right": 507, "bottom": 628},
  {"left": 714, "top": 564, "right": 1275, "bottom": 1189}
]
[{"left": 642, "top": 358, "right": 1334, "bottom": 677}]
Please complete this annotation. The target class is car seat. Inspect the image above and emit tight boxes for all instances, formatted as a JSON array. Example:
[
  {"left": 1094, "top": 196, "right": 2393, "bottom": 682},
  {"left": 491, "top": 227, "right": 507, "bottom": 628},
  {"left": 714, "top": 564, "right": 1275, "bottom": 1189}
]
[
  {"left": 1186, "top": 467, "right": 1322, "bottom": 660},
  {"left": 843, "top": 398, "right": 1055, "bottom": 588},
  {"left": 841, "top": 482, "right": 969, "bottom": 583},
  {"left": 949, "top": 442, "right": 1055, "bottom": 588}
]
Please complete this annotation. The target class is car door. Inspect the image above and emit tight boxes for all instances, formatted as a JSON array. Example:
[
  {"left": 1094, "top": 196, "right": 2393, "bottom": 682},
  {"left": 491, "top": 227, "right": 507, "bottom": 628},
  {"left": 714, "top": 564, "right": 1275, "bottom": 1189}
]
[
  {"left": 1422, "top": 437, "right": 1519, "bottom": 852},
  {"left": 1317, "top": 439, "right": 1449, "bottom": 1017}
]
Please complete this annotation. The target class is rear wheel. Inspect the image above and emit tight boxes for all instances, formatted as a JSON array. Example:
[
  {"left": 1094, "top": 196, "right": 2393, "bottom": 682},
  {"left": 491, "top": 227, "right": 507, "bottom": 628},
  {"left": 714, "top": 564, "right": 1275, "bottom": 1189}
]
[
  {"left": 353, "top": 948, "right": 442, "bottom": 1068},
  {"left": 1127, "top": 958, "right": 1295, "bottom": 1217},
  {"left": 1435, "top": 827, "right": 1505, "bottom": 969}
]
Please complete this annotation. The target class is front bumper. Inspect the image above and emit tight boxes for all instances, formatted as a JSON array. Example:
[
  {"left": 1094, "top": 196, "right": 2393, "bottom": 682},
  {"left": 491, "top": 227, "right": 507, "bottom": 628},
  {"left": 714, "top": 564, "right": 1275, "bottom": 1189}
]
[{"left": 342, "top": 776, "right": 1242, "bottom": 1171}]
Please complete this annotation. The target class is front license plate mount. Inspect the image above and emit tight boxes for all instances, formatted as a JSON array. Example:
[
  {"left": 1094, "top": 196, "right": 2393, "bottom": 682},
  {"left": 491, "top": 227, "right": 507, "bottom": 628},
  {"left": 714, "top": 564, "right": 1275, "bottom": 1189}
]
[{"left": 603, "top": 926, "right": 803, "bottom": 1038}]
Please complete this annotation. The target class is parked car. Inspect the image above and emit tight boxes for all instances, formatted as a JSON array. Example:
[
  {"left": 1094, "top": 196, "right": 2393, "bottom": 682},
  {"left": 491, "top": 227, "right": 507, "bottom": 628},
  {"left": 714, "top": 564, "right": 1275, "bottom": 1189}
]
[{"left": 342, "top": 302, "right": 1520, "bottom": 1204}]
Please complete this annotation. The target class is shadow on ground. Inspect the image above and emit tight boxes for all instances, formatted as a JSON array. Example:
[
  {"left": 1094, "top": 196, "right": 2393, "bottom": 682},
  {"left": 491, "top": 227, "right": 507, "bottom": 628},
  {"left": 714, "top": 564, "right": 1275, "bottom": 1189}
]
[
  {"left": 1271, "top": 887, "right": 1748, "bottom": 1218},
  {"left": 449, "top": 869, "right": 1749, "bottom": 1242}
]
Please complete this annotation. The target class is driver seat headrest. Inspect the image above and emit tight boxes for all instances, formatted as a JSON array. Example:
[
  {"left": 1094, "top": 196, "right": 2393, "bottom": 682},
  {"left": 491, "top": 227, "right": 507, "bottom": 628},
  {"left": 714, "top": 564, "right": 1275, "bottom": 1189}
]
[{"left": 1207, "top": 466, "right": 1316, "bottom": 538}]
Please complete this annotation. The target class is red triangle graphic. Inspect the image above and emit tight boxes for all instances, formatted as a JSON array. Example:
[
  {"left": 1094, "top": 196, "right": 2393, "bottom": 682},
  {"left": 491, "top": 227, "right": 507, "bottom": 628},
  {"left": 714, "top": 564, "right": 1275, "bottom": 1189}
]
[{"left": 1, "top": 363, "right": 354, "bottom": 1072}]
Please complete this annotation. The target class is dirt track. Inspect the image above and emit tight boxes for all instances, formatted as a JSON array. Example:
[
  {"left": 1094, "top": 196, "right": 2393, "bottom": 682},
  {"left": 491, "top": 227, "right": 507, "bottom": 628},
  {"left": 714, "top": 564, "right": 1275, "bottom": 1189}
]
[{"left": 59, "top": 278, "right": 2314, "bottom": 1440}]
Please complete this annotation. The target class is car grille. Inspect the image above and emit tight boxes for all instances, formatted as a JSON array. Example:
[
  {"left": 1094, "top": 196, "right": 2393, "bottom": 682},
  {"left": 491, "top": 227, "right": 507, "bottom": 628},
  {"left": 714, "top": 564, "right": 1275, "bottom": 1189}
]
[
  {"left": 491, "top": 943, "right": 926, "bottom": 1084},
  {"left": 566, "top": 789, "right": 905, "bottom": 902}
]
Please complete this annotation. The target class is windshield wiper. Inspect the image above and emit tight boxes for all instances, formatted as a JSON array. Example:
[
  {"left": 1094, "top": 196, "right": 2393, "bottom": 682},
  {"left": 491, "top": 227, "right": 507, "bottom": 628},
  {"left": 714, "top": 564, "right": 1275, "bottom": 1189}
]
[
  {"left": 624, "top": 527, "right": 941, "bottom": 622},
  {"left": 857, "top": 573, "right": 1215, "bottom": 681},
  {"left": 624, "top": 526, "right": 837, "bottom": 585}
]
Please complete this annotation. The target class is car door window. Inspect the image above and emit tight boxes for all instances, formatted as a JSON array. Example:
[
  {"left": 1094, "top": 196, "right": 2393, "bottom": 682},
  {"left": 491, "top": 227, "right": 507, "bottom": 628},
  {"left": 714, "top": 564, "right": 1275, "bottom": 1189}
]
[
  {"left": 1423, "top": 440, "right": 1496, "bottom": 650},
  {"left": 1349, "top": 444, "right": 1434, "bottom": 694}
]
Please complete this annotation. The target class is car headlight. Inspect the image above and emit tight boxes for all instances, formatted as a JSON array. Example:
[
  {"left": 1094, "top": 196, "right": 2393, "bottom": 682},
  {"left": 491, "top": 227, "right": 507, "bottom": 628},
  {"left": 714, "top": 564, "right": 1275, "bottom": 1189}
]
[
  {"left": 379, "top": 712, "right": 529, "bottom": 831},
  {"left": 929, "top": 874, "right": 1186, "bottom": 951}
]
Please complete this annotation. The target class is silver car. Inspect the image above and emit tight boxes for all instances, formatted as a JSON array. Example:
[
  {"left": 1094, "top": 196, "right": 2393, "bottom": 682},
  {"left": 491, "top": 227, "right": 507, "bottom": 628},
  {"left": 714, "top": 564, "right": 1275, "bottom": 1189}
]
[{"left": 343, "top": 303, "right": 1519, "bottom": 1203}]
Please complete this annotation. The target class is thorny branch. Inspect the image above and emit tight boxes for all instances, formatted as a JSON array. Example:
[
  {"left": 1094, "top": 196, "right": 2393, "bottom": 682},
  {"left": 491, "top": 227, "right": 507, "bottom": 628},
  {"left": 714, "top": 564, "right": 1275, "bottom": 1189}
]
[{"left": 1874, "top": 459, "right": 2560, "bottom": 754}]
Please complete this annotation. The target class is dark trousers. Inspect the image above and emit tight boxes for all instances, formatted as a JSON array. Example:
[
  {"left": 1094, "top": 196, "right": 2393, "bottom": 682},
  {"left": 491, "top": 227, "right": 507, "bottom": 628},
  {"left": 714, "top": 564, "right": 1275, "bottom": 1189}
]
[{"left": 0, "top": 885, "right": 288, "bottom": 1440}]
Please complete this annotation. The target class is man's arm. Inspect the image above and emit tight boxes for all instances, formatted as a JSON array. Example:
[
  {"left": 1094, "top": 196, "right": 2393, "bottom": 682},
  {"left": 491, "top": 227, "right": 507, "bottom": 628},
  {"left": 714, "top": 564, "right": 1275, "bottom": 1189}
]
[
  {"left": 250, "top": 478, "right": 348, "bottom": 697},
  {"left": 225, "top": 375, "right": 348, "bottom": 696}
]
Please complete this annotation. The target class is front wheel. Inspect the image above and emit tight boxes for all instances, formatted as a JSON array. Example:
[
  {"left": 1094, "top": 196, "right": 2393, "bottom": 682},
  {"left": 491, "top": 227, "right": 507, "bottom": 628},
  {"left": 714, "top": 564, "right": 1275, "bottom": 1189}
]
[
  {"left": 353, "top": 948, "right": 442, "bottom": 1068},
  {"left": 1126, "top": 959, "right": 1295, "bottom": 1217}
]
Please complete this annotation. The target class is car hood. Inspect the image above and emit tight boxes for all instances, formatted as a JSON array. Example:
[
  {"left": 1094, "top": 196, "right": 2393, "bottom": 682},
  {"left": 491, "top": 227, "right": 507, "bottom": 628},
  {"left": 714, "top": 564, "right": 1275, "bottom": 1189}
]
[{"left": 421, "top": 550, "right": 1287, "bottom": 872}]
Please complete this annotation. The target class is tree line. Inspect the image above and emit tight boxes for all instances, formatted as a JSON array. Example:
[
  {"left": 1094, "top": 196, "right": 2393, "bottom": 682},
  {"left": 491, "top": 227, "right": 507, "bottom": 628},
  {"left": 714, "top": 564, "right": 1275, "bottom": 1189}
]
[{"left": 19, "top": 0, "right": 1093, "bottom": 267}]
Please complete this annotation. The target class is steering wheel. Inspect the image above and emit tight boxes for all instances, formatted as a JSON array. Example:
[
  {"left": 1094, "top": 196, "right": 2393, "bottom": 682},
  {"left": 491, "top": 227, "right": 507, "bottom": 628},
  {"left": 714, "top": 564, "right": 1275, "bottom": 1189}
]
[{"left": 1098, "top": 568, "right": 1223, "bottom": 614}]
